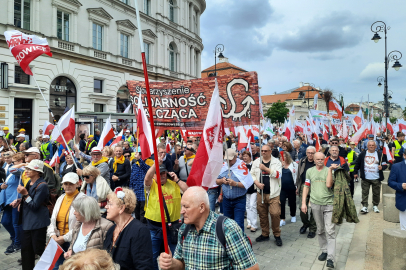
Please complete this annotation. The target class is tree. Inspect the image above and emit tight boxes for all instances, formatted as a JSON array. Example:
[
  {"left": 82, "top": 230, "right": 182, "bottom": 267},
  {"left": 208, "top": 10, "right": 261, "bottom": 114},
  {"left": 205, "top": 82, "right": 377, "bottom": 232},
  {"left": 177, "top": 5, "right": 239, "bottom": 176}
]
[
  {"left": 373, "top": 116, "right": 380, "bottom": 123},
  {"left": 345, "top": 110, "right": 351, "bottom": 115},
  {"left": 403, "top": 107, "right": 406, "bottom": 119},
  {"left": 265, "top": 100, "right": 289, "bottom": 125},
  {"left": 390, "top": 117, "right": 397, "bottom": 124}
]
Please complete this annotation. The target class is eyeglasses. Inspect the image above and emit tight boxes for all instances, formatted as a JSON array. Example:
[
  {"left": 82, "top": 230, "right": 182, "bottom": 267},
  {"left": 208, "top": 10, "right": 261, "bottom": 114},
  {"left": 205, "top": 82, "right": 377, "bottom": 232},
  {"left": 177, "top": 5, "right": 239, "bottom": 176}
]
[
  {"left": 124, "top": 155, "right": 131, "bottom": 158},
  {"left": 307, "top": 152, "right": 315, "bottom": 155},
  {"left": 83, "top": 175, "right": 92, "bottom": 179},
  {"left": 261, "top": 150, "right": 270, "bottom": 153},
  {"left": 331, "top": 142, "right": 338, "bottom": 145},
  {"left": 91, "top": 153, "right": 102, "bottom": 156}
]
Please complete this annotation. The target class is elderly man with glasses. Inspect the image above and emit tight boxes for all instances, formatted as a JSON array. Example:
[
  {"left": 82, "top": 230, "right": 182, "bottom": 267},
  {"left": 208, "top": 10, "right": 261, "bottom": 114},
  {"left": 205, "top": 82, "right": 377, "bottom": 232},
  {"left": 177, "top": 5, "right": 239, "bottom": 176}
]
[
  {"left": 325, "top": 137, "right": 348, "bottom": 159},
  {"left": 325, "top": 146, "right": 350, "bottom": 173},
  {"left": 296, "top": 146, "right": 318, "bottom": 238}
]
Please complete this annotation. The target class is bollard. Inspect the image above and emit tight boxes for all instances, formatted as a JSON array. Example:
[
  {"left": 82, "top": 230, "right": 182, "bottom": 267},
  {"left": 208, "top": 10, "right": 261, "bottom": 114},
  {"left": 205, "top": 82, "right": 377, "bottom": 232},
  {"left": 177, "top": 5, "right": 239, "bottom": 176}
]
[
  {"left": 383, "top": 194, "right": 400, "bottom": 223},
  {"left": 382, "top": 181, "right": 396, "bottom": 195},
  {"left": 383, "top": 228, "right": 406, "bottom": 270}
]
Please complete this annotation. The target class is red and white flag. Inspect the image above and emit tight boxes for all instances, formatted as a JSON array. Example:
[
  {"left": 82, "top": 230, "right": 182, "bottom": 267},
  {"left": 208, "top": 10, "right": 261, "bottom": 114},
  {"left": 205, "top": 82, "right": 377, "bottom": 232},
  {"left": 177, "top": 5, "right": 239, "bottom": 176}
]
[
  {"left": 136, "top": 92, "right": 154, "bottom": 160},
  {"left": 34, "top": 238, "right": 63, "bottom": 270},
  {"left": 48, "top": 152, "right": 60, "bottom": 168},
  {"left": 323, "top": 124, "right": 329, "bottom": 142},
  {"left": 383, "top": 142, "right": 394, "bottom": 164},
  {"left": 123, "top": 103, "right": 132, "bottom": 113},
  {"left": 219, "top": 159, "right": 254, "bottom": 188},
  {"left": 50, "top": 106, "right": 75, "bottom": 145},
  {"left": 166, "top": 137, "right": 171, "bottom": 153},
  {"left": 187, "top": 79, "right": 225, "bottom": 189},
  {"left": 289, "top": 105, "right": 296, "bottom": 116},
  {"left": 110, "top": 130, "right": 123, "bottom": 148},
  {"left": 237, "top": 126, "right": 249, "bottom": 151},
  {"left": 342, "top": 121, "right": 348, "bottom": 142},
  {"left": 97, "top": 116, "right": 115, "bottom": 149},
  {"left": 5, "top": 30, "right": 52, "bottom": 76},
  {"left": 42, "top": 121, "right": 54, "bottom": 136},
  {"left": 252, "top": 125, "right": 260, "bottom": 137},
  {"left": 313, "top": 94, "right": 318, "bottom": 110},
  {"left": 350, "top": 122, "right": 367, "bottom": 144},
  {"left": 387, "top": 122, "right": 394, "bottom": 136},
  {"left": 329, "top": 99, "right": 343, "bottom": 120},
  {"left": 246, "top": 137, "right": 253, "bottom": 157}
]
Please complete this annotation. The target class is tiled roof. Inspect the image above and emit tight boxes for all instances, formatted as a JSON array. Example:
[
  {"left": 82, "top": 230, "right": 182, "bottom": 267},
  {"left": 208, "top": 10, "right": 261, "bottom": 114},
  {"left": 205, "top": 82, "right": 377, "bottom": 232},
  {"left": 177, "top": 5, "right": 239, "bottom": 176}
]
[
  {"left": 262, "top": 86, "right": 322, "bottom": 104},
  {"left": 201, "top": 62, "right": 247, "bottom": 73}
]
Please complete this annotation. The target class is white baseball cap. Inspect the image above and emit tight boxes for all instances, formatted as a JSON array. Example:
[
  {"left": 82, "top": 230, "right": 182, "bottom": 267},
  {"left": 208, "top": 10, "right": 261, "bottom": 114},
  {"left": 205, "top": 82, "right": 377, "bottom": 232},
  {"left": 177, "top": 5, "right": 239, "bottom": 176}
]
[
  {"left": 62, "top": 172, "right": 79, "bottom": 184},
  {"left": 42, "top": 135, "right": 50, "bottom": 139},
  {"left": 91, "top": 147, "right": 102, "bottom": 154},
  {"left": 26, "top": 159, "right": 44, "bottom": 173},
  {"left": 23, "top": 147, "right": 41, "bottom": 154},
  {"left": 125, "top": 130, "right": 131, "bottom": 133},
  {"left": 17, "top": 134, "right": 26, "bottom": 138}
]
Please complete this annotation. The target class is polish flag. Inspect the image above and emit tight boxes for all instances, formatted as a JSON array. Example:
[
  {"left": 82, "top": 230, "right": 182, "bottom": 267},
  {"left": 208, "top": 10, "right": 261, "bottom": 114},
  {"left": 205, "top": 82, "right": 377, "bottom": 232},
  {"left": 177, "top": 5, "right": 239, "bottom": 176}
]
[
  {"left": 350, "top": 122, "right": 367, "bottom": 144},
  {"left": 294, "top": 121, "right": 304, "bottom": 133},
  {"left": 353, "top": 110, "right": 363, "bottom": 130},
  {"left": 285, "top": 120, "right": 293, "bottom": 143},
  {"left": 166, "top": 137, "right": 171, "bottom": 153},
  {"left": 42, "top": 121, "right": 54, "bottom": 136},
  {"left": 97, "top": 116, "right": 115, "bottom": 148},
  {"left": 313, "top": 94, "right": 318, "bottom": 110},
  {"left": 383, "top": 142, "right": 394, "bottom": 164},
  {"left": 323, "top": 124, "right": 329, "bottom": 141},
  {"left": 187, "top": 79, "right": 225, "bottom": 189},
  {"left": 136, "top": 92, "right": 154, "bottom": 160},
  {"left": 110, "top": 130, "right": 123, "bottom": 148},
  {"left": 331, "top": 124, "right": 338, "bottom": 136},
  {"left": 329, "top": 99, "right": 343, "bottom": 120},
  {"left": 50, "top": 106, "right": 75, "bottom": 145},
  {"left": 48, "top": 152, "right": 60, "bottom": 168},
  {"left": 398, "top": 120, "right": 406, "bottom": 134},
  {"left": 324, "top": 124, "right": 330, "bottom": 133},
  {"left": 246, "top": 128, "right": 255, "bottom": 143},
  {"left": 387, "top": 122, "right": 394, "bottom": 136},
  {"left": 5, "top": 30, "right": 53, "bottom": 76},
  {"left": 252, "top": 125, "right": 260, "bottom": 137},
  {"left": 237, "top": 126, "right": 249, "bottom": 151},
  {"left": 289, "top": 105, "right": 296, "bottom": 116},
  {"left": 342, "top": 121, "right": 348, "bottom": 142},
  {"left": 34, "top": 238, "right": 63, "bottom": 270},
  {"left": 246, "top": 136, "right": 253, "bottom": 157}
]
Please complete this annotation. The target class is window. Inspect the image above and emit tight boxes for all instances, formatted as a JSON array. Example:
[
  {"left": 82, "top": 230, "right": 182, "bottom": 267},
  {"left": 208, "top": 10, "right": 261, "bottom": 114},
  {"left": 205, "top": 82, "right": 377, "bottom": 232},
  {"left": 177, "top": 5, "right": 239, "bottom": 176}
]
[
  {"left": 94, "top": 79, "right": 103, "bottom": 93},
  {"left": 193, "top": 15, "right": 196, "bottom": 33},
  {"left": 94, "top": 103, "right": 104, "bottom": 112},
  {"left": 14, "top": 0, "right": 31, "bottom": 30},
  {"left": 120, "top": 33, "right": 129, "bottom": 58},
  {"left": 120, "top": 0, "right": 128, "bottom": 4},
  {"left": 169, "top": 0, "right": 175, "bottom": 22},
  {"left": 144, "top": 0, "right": 151, "bottom": 15},
  {"left": 49, "top": 76, "right": 76, "bottom": 122},
  {"left": 144, "top": 42, "right": 150, "bottom": 64},
  {"left": 15, "top": 66, "right": 30, "bottom": 84},
  {"left": 194, "top": 15, "right": 198, "bottom": 34},
  {"left": 169, "top": 43, "right": 176, "bottom": 72},
  {"left": 92, "top": 23, "right": 103, "bottom": 50},
  {"left": 57, "top": 10, "right": 70, "bottom": 41}
]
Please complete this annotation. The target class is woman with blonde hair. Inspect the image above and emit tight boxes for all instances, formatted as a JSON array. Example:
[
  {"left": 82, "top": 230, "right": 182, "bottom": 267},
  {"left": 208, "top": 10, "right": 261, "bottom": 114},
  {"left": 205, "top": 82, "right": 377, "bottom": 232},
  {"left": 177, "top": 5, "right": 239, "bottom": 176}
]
[
  {"left": 279, "top": 151, "right": 298, "bottom": 227},
  {"left": 60, "top": 249, "right": 116, "bottom": 270},
  {"left": 103, "top": 187, "right": 153, "bottom": 269},
  {"left": 80, "top": 166, "right": 112, "bottom": 209},
  {"left": 64, "top": 196, "right": 113, "bottom": 259}
]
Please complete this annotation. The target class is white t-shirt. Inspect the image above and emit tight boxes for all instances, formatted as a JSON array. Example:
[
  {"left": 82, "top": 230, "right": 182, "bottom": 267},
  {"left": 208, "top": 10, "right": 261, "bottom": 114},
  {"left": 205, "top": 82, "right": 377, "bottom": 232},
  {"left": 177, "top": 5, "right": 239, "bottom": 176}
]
[{"left": 364, "top": 151, "right": 379, "bottom": 180}]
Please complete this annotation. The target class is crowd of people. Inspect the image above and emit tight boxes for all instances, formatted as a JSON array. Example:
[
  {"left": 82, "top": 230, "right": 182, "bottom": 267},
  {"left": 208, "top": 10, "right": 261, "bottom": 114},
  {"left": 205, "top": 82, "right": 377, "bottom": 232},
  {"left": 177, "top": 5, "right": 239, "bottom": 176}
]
[{"left": 0, "top": 125, "right": 405, "bottom": 270}]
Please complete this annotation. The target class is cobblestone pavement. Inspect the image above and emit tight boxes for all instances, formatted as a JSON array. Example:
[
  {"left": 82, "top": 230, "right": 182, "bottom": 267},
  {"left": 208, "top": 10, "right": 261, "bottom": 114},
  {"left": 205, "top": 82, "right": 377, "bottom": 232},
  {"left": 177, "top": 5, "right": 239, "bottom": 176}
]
[{"left": 0, "top": 183, "right": 363, "bottom": 270}]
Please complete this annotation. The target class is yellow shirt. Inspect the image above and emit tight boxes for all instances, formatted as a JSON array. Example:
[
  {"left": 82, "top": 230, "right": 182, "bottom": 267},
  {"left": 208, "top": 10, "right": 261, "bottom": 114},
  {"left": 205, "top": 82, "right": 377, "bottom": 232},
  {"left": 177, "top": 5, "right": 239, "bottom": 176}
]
[
  {"left": 56, "top": 190, "right": 79, "bottom": 236},
  {"left": 144, "top": 179, "right": 181, "bottom": 223}
]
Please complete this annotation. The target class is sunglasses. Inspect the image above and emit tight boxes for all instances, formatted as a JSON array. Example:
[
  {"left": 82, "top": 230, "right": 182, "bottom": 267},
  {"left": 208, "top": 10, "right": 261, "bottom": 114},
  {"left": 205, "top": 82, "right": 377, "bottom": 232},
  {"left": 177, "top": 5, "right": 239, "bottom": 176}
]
[
  {"left": 331, "top": 142, "right": 338, "bottom": 144},
  {"left": 83, "top": 175, "right": 92, "bottom": 179},
  {"left": 124, "top": 155, "right": 131, "bottom": 158},
  {"left": 261, "top": 150, "right": 270, "bottom": 153}
]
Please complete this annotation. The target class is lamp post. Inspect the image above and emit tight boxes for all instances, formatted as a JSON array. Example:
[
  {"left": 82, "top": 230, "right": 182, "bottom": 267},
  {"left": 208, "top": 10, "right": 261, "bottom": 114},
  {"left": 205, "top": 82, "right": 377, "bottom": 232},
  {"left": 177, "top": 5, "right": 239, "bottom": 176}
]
[
  {"left": 214, "top": 44, "right": 224, "bottom": 77},
  {"left": 371, "top": 21, "right": 402, "bottom": 134},
  {"left": 300, "top": 83, "right": 315, "bottom": 110}
]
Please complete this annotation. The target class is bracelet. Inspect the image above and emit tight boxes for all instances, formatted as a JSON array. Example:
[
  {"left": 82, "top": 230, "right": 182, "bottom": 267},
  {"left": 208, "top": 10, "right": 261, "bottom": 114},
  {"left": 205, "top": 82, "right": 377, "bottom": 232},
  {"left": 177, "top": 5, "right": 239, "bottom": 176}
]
[{"left": 176, "top": 179, "right": 181, "bottom": 184}]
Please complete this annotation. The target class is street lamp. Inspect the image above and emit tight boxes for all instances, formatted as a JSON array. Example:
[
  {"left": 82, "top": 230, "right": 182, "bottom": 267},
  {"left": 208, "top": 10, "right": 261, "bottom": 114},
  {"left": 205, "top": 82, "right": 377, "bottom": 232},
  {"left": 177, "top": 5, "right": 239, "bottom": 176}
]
[
  {"left": 371, "top": 21, "right": 403, "bottom": 134},
  {"left": 377, "top": 76, "right": 384, "bottom": 87},
  {"left": 213, "top": 44, "right": 224, "bottom": 77},
  {"left": 300, "top": 83, "right": 315, "bottom": 110}
]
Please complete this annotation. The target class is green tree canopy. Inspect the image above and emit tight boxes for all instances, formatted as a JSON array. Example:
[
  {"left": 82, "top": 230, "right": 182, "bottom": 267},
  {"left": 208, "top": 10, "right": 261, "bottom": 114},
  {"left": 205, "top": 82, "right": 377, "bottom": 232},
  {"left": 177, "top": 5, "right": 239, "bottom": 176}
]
[
  {"left": 390, "top": 117, "right": 397, "bottom": 124},
  {"left": 265, "top": 100, "right": 289, "bottom": 125}
]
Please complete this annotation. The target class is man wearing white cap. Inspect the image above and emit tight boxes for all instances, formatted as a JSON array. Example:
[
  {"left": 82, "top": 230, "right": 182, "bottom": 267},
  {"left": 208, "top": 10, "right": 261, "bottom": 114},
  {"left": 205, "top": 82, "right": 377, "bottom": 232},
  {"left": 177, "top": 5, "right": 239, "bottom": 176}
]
[
  {"left": 14, "top": 134, "right": 27, "bottom": 152},
  {"left": 124, "top": 130, "right": 134, "bottom": 147},
  {"left": 76, "top": 147, "right": 110, "bottom": 184},
  {"left": 40, "top": 135, "right": 53, "bottom": 161}
]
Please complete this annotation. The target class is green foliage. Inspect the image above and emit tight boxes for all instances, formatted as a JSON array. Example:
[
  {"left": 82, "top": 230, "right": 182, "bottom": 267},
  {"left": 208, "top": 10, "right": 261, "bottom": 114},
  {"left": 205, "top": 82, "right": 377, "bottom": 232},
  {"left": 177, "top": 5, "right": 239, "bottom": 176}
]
[
  {"left": 373, "top": 116, "right": 380, "bottom": 122},
  {"left": 390, "top": 117, "right": 397, "bottom": 124},
  {"left": 344, "top": 110, "right": 351, "bottom": 115},
  {"left": 265, "top": 100, "right": 289, "bottom": 125},
  {"left": 403, "top": 107, "right": 406, "bottom": 119}
]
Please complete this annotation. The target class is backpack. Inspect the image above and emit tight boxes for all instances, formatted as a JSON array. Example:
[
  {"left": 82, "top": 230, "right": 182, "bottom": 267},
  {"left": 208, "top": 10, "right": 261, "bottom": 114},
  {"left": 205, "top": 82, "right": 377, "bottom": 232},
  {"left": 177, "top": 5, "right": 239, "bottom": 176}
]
[{"left": 181, "top": 215, "right": 252, "bottom": 249}]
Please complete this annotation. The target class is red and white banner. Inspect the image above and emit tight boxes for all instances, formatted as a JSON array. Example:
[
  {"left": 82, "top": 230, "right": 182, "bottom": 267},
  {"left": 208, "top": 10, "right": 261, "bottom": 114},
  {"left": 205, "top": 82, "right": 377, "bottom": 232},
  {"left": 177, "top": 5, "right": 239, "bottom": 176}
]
[
  {"left": 329, "top": 99, "right": 343, "bottom": 120},
  {"left": 34, "top": 238, "right": 64, "bottom": 270},
  {"left": 42, "top": 121, "right": 54, "bottom": 136},
  {"left": 136, "top": 92, "right": 154, "bottom": 159},
  {"left": 166, "top": 137, "right": 171, "bottom": 153},
  {"left": 97, "top": 116, "right": 115, "bottom": 149},
  {"left": 49, "top": 152, "right": 60, "bottom": 168},
  {"left": 5, "top": 30, "right": 53, "bottom": 76},
  {"left": 219, "top": 159, "right": 254, "bottom": 189},
  {"left": 110, "top": 130, "right": 123, "bottom": 148},
  {"left": 186, "top": 130, "right": 203, "bottom": 137},
  {"left": 383, "top": 142, "right": 394, "bottom": 164},
  {"left": 387, "top": 122, "right": 394, "bottom": 136},
  {"left": 237, "top": 126, "right": 249, "bottom": 151},
  {"left": 187, "top": 79, "right": 225, "bottom": 189},
  {"left": 289, "top": 105, "right": 295, "bottom": 116},
  {"left": 313, "top": 94, "right": 318, "bottom": 110},
  {"left": 50, "top": 106, "right": 75, "bottom": 145}
]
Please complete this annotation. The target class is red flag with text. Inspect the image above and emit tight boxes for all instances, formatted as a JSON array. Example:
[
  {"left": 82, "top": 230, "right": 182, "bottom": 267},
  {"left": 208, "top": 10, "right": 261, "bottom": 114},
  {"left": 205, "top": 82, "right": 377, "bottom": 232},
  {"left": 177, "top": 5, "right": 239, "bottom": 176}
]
[{"left": 5, "top": 30, "right": 52, "bottom": 76}]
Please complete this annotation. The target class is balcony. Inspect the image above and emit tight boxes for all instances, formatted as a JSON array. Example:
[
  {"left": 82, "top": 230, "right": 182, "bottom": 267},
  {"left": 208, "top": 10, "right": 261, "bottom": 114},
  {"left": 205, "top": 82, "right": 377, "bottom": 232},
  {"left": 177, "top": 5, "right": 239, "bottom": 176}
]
[
  {"left": 122, "top": 58, "right": 132, "bottom": 66},
  {"left": 58, "top": 41, "right": 75, "bottom": 52},
  {"left": 94, "top": 50, "right": 107, "bottom": 60}
]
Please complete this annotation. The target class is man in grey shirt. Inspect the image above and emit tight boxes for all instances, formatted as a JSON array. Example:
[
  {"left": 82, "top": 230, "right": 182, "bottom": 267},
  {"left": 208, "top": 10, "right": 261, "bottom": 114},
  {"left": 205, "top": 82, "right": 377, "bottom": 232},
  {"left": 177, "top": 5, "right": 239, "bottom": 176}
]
[{"left": 175, "top": 146, "right": 195, "bottom": 182}]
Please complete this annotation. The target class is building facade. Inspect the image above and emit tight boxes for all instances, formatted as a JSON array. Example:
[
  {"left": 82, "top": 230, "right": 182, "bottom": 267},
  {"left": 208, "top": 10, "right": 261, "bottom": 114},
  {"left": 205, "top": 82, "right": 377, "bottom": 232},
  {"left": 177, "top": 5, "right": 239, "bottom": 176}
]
[{"left": 0, "top": 0, "right": 205, "bottom": 140}]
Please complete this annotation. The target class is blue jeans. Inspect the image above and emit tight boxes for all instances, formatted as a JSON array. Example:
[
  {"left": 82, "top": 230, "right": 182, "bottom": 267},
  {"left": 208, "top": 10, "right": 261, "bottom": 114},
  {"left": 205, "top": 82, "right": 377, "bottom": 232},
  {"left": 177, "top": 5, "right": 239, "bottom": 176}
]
[
  {"left": 207, "top": 188, "right": 219, "bottom": 212},
  {"left": 223, "top": 195, "right": 246, "bottom": 232},
  {"left": 1, "top": 205, "right": 21, "bottom": 246},
  {"left": 149, "top": 222, "right": 177, "bottom": 270},
  {"left": 53, "top": 241, "right": 70, "bottom": 270}
]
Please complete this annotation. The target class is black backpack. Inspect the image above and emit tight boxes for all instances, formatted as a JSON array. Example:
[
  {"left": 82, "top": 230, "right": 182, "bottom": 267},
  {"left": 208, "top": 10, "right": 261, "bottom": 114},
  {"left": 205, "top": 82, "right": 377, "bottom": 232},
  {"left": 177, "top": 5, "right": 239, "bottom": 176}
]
[{"left": 181, "top": 216, "right": 252, "bottom": 249}]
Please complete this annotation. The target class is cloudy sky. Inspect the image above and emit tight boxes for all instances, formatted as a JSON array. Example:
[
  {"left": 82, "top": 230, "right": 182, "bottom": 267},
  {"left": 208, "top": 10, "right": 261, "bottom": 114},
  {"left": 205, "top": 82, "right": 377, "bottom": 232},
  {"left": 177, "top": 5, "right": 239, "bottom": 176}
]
[{"left": 200, "top": 0, "right": 406, "bottom": 109}]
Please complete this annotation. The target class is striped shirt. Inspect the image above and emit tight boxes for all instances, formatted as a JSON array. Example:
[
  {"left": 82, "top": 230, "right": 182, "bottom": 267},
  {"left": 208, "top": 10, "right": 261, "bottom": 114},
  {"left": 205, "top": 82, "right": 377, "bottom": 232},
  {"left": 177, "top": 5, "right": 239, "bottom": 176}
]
[{"left": 174, "top": 211, "right": 257, "bottom": 270}]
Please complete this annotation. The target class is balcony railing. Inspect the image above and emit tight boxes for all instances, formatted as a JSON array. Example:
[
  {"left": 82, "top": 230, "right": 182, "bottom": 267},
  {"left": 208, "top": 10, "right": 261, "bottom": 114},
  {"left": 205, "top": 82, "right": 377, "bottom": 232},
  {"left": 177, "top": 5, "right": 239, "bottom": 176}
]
[
  {"left": 58, "top": 41, "right": 75, "bottom": 52},
  {"left": 94, "top": 50, "right": 107, "bottom": 60},
  {"left": 122, "top": 58, "right": 132, "bottom": 66}
]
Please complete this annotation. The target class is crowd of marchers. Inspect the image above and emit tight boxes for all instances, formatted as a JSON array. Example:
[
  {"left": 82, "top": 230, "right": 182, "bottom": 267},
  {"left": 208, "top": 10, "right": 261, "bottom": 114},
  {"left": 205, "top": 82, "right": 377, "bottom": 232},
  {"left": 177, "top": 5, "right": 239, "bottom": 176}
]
[{"left": 0, "top": 126, "right": 405, "bottom": 270}]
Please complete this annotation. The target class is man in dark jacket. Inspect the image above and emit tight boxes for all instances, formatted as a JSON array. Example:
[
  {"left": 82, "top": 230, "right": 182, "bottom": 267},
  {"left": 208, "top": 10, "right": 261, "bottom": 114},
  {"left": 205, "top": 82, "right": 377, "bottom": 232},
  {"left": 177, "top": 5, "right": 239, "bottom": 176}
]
[
  {"left": 388, "top": 151, "right": 406, "bottom": 230},
  {"left": 325, "top": 137, "right": 348, "bottom": 159},
  {"left": 296, "top": 146, "right": 317, "bottom": 238},
  {"left": 354, "top": 140, "right": 388, "bottom": 214}
]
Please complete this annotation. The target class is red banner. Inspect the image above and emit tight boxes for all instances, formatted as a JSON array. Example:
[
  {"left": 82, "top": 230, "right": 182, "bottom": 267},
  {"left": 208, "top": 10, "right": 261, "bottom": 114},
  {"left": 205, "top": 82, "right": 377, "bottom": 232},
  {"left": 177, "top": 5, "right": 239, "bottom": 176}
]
[{"left": 127, "top": 72, "right": 260, "bottom": 130}]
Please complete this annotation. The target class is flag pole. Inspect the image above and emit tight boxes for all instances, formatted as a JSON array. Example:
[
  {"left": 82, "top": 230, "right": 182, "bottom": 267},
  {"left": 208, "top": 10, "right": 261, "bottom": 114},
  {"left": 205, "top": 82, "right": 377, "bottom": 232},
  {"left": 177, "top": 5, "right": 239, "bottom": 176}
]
[
  {"left": 259, "top": 123, "right": 263, "bottom": 204},
  {"left": 32, "top": 73, "right": 81, "bottom": 180},
  {"left": 134, "top": 0, "right": 169, "bottom": 254}
]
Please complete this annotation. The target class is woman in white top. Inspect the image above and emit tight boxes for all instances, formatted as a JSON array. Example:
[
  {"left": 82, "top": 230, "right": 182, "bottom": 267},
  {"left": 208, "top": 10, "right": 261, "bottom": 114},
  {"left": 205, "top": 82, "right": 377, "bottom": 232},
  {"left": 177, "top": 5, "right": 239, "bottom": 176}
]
[
  {"left": 64, "top": 196, "right": 113, "bottom": 259},
  {"left": 279, "top": 151, "right": 298, "bottom": 226}
]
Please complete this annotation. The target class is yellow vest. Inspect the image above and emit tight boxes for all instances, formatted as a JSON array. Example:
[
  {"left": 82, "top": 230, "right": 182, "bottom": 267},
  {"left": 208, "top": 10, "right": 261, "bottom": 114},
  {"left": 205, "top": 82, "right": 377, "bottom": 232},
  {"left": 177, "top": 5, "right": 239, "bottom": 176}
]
[
  {"left": 144, "top": 179, "right": 181, "bottom": 223},
  {"left": 126, "top": 136, "right": 133, "bottom": 147},
  {"left": 347, "top": 150, "right": 355, "bottom": 172},
  {"left": 394, "top": 140, "right": 406, "bottom": 157}
]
